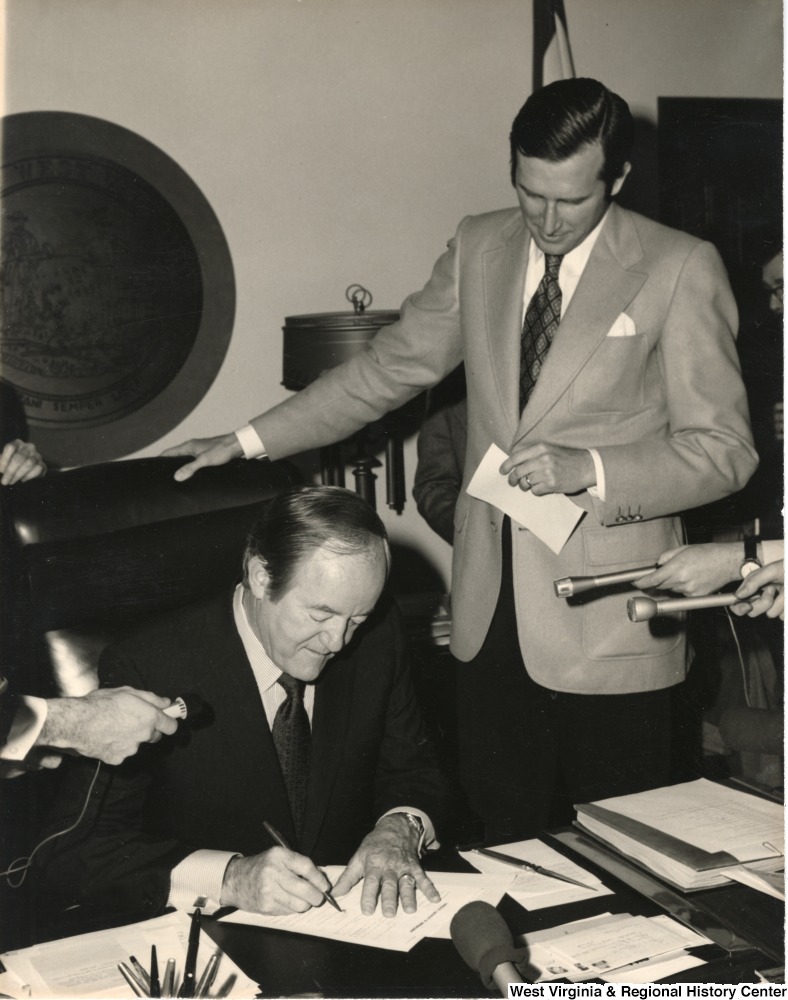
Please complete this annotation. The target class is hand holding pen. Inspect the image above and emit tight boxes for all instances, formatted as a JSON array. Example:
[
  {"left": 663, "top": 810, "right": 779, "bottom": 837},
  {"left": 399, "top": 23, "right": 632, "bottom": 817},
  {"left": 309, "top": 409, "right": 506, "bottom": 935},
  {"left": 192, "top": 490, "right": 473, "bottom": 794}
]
[
  {"left": 219, "top": 823, "right": 340, "bottom": 916},
  {"left": 263, "top": 821, "right": 342, "bottom": 912}
]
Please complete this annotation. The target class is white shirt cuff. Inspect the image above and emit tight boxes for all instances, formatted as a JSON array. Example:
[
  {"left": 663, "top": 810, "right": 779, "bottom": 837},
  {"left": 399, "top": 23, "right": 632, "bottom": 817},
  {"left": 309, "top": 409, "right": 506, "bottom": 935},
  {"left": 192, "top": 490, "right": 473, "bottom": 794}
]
[
  {"left": 2, "top": 696, "right": 48, "bottom": 761},
  {"left": 235, "top": 425, "right": 267, "bottom": 460},
  {"left": 167, "top": 849, "right": 239, "bottom": 914},
  {"left": 378, "top": 807, "right": 438, "bottom": 853},
  {"left": 586, "top": 448, "right": 606, "bottom": 501}
]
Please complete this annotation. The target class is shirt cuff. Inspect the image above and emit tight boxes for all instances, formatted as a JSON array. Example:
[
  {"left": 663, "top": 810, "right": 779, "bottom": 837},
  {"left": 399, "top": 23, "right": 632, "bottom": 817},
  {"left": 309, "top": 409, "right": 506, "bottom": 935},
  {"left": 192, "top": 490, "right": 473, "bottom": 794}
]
[
  {"left": 235, "top": 425, "right": 267, "bottom": 460},
  {"left": 167, "top": 849, "right": 239, "bottom": 914},
  {"left": 586, "top": 448, "right": 606, "bottom": 501},
  {"left": 2, "top": 696, "right": 48, "bottom": 761},
  {"left": 378, "top": 807, "right": 438, "bottom": 853},
  {"left": 761, "top": 539, "right": 783, "bottom": 565}
]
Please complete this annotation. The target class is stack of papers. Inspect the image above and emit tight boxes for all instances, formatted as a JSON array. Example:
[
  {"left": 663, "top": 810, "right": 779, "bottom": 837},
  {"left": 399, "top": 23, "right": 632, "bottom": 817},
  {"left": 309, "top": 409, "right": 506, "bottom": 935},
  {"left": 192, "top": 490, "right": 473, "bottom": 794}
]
[
  {"left": 220, "top": 868, "right": 513, "bottom": 951},
  {"left": 519, "top": 911, "right": 712, "bottom": 983},
  {"left": 575, "top": 778, "right": 785, "bottom": 892},
  {"left": 0, "top": 912, "right": 259, "bottom": 999}
]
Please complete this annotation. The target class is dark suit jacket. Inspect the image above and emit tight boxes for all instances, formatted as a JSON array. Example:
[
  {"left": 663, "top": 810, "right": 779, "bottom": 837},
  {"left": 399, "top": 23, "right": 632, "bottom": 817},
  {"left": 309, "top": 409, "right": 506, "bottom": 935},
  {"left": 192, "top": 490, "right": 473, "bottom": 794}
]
[
  {"left": 39, "top": 590, "right": 448, "bottom": 922},
  {"left": 413, "top": 367, "right": 467, "bottom": 545}
]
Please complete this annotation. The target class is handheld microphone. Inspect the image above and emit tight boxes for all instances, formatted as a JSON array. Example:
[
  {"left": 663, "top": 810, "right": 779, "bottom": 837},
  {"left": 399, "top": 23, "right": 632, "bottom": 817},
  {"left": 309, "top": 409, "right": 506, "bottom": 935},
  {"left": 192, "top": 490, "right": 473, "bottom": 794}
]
[
  {"left": 554, "top": 565, "right": 657, "bottom": 597},
  {"left": 163, "top": 693, "right": 204, "bottom": 720},
  {"left": 450, "top": 901, "right": 529, "bottom": 995},
  {"left": 628, "top": 593, "right": 738, "bottom": 621}
]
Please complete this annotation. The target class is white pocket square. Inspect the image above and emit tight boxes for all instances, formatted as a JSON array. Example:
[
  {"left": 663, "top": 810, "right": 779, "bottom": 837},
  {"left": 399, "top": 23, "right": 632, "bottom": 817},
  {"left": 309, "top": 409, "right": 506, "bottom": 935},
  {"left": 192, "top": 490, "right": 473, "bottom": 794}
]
[{"left": 605, "top": 313, "right": 637, "bottom": 337}]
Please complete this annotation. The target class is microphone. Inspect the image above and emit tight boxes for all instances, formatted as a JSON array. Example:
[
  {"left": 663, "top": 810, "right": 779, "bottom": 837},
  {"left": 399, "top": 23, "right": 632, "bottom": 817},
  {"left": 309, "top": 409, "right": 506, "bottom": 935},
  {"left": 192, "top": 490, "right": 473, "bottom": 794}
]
[
  {"left": 450, "top": 901, "right": 529, "bottom": 995},
  {"left": 628, "top": 593, "right": 738, "bottom": 621},
  {"left": 554, "top": 565, "right": 657, "bottom": 597},
  {"left": 163, "top": 694, "right": 204, "bottom": 720}
]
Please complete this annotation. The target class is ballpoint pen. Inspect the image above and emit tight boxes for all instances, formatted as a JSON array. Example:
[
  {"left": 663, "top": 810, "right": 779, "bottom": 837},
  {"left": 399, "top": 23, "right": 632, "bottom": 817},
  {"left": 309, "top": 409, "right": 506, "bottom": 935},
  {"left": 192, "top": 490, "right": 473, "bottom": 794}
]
[
  {"left": 195, "top": 953, "right": 220, "bottom": 999},
  {"left": 471, "top": 846, "right": 598, "bottom": 891},
  {"left": 129, "top": 956, "right": 152, "bottom": 994},
  {"left": 150, "top": 944, "right": 161, "bottom": 998},
  {"left": 118, "top": 961, "right": 147, "bottom": 997},
  {"left": 178, "top": 907, "right": 201, "bottom": 998},
  {"left": 263, "top": 820, "right": 343, "bottom": 912},
  {"left": 162, "top": 958, "right": 177, "bottom": 998}
]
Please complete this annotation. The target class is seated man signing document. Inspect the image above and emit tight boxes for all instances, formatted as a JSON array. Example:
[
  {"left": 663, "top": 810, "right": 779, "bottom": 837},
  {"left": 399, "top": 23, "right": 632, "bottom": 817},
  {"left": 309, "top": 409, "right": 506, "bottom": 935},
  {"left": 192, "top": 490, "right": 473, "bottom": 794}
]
[{"left": 39, "top": 486, "right": 447, "bottom": 923}]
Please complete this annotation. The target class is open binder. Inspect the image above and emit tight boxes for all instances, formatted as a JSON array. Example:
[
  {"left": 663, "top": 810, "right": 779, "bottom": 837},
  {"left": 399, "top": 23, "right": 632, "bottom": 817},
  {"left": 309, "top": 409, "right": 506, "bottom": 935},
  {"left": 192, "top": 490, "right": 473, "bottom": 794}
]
[{"left": 575, "top": 778, "right": 784, "bottom": 891}]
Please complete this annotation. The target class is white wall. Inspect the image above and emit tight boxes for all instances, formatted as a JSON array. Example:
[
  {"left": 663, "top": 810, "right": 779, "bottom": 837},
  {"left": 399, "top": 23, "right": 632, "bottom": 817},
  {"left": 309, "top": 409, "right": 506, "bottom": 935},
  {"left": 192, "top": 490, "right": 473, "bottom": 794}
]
[{"left": 3, "top": 0, "right": 782, "bottom": 591}]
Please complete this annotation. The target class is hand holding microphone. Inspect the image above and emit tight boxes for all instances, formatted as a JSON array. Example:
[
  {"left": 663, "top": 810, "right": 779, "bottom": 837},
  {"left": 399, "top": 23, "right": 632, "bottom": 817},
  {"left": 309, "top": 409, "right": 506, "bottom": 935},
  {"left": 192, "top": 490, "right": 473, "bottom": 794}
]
[
  {"left": 555, "top": 541, "right": 782, "bottom": 623},
  {"left": 37, "top": 689, "right": 204, "bottom": 766}
]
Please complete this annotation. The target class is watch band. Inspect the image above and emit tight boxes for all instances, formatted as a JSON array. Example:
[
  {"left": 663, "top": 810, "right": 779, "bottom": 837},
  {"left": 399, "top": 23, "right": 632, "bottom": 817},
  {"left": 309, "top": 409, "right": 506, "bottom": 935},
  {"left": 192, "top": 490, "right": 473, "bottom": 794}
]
[
  {"left": 740, "top": 535, "right": 763, "bottom": 579},
  {"left": 391, "top": 812, "right": 426, "bottom": 856}
]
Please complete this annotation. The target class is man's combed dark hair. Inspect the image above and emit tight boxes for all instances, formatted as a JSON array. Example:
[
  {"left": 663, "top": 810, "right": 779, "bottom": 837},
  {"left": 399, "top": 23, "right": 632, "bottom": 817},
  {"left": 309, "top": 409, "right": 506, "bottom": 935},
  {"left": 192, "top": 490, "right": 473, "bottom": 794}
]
[
  {"left": 509, "top": 78, "right": 634, "bottom": 192},
  {"left": 243, "top": 485, "right": 390, "bottom": 601}
]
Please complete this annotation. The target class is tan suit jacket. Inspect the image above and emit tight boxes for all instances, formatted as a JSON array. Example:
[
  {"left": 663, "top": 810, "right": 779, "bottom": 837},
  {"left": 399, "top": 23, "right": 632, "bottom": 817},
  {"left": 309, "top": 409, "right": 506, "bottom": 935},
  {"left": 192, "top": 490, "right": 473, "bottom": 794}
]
[{"left": 253, "top": 204, "right": 758, "bottom": 694}]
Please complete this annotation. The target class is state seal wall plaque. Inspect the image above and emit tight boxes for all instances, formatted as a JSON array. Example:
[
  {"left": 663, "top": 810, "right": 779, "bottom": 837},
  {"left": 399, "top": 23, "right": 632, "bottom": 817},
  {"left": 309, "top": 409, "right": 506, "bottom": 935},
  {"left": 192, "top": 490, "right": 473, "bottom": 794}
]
[{"left": 1, "top": 112, "right": 235, "bottom": 465}]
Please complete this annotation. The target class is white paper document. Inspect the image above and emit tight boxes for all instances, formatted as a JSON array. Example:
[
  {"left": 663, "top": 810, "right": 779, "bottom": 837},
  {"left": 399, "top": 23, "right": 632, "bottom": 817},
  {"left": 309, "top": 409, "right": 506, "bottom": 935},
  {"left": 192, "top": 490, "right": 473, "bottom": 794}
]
[
  {"left": 220, "top": 868, "right": 513, "bottom": 951},
  {"left": 519, "top": 911, "right": 709, "bottom": 983},
  {"left": 466, "top": 443, "right": 584, "bottom": 553},
  {"left": 726, "top": 864, "right": 785, "bottom": 900},
  {"left": 460, "top": 838, "right": 611, "bottom": 910},
  {"left": 0, "top": 911, "right": 259, "bottom": 999}
]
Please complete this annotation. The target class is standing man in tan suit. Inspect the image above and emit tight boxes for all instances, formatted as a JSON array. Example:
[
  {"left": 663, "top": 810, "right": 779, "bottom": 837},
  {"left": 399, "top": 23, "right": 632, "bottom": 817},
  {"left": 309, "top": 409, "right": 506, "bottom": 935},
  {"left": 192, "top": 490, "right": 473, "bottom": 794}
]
[{"left": 165, "top": 79, "right": 757, "bottom": 840}]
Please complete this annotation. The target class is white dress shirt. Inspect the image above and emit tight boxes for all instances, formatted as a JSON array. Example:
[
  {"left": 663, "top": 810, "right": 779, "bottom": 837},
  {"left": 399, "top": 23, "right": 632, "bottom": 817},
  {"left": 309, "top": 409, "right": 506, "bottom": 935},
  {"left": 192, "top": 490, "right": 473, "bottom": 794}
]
[{"left": 168, "top": 585, "right": 434, "bottom": 912}]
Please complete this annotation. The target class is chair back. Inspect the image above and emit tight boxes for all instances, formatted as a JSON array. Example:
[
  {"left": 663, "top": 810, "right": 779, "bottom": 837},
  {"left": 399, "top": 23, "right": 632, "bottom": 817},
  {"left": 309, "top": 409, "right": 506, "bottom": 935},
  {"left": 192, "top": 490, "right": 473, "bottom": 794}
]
[{"left": 4, "top": 457, "right": 302, "bottom": 694}]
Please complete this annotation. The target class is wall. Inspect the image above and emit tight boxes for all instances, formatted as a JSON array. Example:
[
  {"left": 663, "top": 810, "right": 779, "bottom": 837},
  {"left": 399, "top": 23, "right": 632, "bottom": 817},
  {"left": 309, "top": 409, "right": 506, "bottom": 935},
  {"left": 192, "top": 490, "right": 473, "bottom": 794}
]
[{"left": 3, "top": 0, "right": 782, "bottom": 591}]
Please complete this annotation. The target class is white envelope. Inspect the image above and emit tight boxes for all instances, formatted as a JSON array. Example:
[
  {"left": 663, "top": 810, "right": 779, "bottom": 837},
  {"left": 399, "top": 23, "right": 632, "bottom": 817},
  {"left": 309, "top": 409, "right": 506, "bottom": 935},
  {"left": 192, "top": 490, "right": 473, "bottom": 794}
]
[
  {"left": 466, "top": 444, "right": 584, "bottom": 554},
  {"left": 605, "top": 312, "right": 637, "bottom": 337}
]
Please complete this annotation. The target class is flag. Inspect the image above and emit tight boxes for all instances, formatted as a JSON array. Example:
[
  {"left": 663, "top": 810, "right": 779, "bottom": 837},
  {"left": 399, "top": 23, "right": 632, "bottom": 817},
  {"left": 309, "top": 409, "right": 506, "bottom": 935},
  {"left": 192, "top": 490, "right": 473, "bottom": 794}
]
[{"left": 533, "top": 0, "right": 576, "bottom": 91}]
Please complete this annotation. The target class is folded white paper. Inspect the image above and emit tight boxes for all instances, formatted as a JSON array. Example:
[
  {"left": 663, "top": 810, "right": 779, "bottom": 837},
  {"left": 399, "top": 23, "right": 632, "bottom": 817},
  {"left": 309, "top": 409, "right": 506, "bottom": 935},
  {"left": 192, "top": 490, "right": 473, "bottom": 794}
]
[{"left": 466, "top": 444, "right": 584, "bottom": 553}]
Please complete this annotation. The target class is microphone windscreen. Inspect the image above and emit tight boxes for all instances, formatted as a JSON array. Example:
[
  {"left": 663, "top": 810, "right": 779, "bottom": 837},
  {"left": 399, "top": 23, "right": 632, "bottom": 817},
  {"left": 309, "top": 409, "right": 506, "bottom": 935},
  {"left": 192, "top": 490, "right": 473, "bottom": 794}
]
[
  {"left": 174, "top": 693, "right": 204, "bottom": 720},
  {"left": 450, "top": 901, "right": 526, "bottom": 986}
]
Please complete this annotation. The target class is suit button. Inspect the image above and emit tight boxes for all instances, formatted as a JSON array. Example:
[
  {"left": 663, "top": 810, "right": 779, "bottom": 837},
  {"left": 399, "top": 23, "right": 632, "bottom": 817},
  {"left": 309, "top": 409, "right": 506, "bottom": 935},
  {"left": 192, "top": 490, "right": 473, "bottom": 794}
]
[
  {"left": 633, "top": 514, "right": 643, "bottom": 521},
  {"left": 615, "top": 516, "right": 625, "bottom": 523}
]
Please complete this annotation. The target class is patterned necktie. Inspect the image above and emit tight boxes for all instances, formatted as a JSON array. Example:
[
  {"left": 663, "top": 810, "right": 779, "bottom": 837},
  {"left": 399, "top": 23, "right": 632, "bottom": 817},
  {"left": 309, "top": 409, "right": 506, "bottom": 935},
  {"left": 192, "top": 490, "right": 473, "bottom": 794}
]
[
  {"left": 519, "top": 253, "right": 564, "bottom": 410},
  {"left": 271, "top": 673, "right": 311, "bottom": 839}
]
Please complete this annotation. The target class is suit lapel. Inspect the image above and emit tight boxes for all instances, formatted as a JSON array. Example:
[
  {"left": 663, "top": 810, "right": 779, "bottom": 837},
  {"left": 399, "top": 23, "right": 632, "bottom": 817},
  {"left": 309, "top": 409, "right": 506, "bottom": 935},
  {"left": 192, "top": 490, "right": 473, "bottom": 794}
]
[
  {"left": 516, "top": 204, "right": 647, "bottom": 437},
  {"left": 206, "top": 595, "right": 298, "bottom": 846},
  {"left": 482, "top": 214, "right": 530, "bottom": 439},
  {"left": 299, "top": 653, "right": 356, "bottom": 856}
]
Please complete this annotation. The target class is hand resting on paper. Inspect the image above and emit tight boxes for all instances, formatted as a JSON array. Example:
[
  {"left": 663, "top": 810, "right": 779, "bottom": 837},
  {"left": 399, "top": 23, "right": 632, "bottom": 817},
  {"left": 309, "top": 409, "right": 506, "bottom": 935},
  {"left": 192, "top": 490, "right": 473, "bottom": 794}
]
[
  {"left": 500, "top": 441, "right": 595, "bottom": 495},
  {"left": 220, "top": 847, "right": 332, "bottom": 915},
  {"left": 332, "top": 813, "right": 440, "bottom": 918}
]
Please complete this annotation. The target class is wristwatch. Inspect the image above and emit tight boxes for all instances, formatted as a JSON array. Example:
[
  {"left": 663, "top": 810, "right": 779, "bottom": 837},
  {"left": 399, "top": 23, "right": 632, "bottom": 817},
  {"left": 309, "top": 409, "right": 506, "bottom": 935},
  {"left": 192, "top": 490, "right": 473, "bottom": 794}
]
[
  {"left": 391, "top": 812, "right": 426, "bottom": 856},
  {"left": 739, "top": 536, "right": 763, "bottom": 579}
]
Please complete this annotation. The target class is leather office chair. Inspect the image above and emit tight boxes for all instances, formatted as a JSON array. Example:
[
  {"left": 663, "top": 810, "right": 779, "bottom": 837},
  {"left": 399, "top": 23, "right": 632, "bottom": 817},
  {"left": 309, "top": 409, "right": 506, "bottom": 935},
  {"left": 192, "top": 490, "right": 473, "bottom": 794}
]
[{"left": 4, "top": 456, "right": 302, "bottom": 698}]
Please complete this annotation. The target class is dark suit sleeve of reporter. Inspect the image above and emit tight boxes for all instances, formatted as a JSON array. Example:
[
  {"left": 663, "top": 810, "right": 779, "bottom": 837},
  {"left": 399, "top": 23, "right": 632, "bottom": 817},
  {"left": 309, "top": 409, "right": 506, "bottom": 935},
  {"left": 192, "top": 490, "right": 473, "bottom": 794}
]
[
  {"left": 370, "top": 600, "right": 450, "bottom": 835},
  {"left": 35, "top": 649, "right": 193, "bottom": 921},
  {"left": 413, "top": 398, "right": 467, "bottom": 545}
]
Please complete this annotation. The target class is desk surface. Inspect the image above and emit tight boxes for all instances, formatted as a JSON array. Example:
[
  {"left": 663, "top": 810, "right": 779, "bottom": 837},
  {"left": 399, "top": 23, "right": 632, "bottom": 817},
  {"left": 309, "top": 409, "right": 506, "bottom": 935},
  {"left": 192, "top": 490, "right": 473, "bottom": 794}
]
[{"left": 201, "top": 836, "right": 783, "bottom": 997}]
